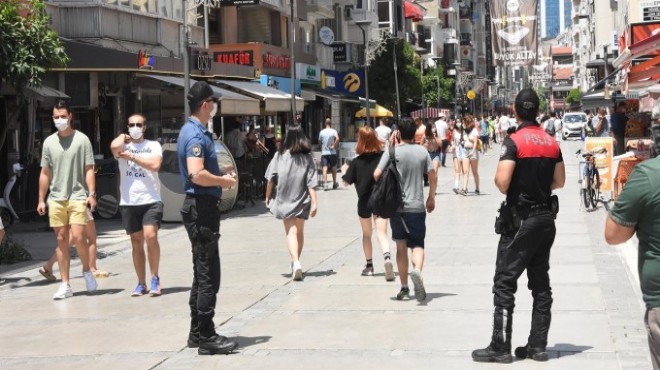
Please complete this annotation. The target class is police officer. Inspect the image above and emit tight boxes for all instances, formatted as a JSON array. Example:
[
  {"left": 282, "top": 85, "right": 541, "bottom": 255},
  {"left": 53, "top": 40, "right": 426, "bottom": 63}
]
[
  {"left": 472, "top": 88, "right": 566, "bottom": 363},
  {"left": 177, "top": 81, "right": 238, "bottom": 355}
]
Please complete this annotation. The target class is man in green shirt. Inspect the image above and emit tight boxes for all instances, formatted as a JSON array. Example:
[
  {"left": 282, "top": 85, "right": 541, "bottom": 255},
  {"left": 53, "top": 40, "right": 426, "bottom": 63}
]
[
  {"left": 605, "top": 103, "right": 660, "bottom": 369},
  {"left": 37, "top": 99, "right": 98, "bottom": 300}
]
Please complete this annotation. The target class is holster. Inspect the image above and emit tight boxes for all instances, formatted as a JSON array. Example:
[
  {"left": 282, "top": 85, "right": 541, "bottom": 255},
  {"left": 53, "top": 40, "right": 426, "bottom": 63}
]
[{"left": 495, "top": 202, "right": 520, "bottom": 235}]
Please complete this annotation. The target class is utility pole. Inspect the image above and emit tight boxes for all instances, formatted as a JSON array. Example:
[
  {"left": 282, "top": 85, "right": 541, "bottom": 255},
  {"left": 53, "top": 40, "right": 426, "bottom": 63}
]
[
  {"left": 290, "top": 0, "right": 297, "bottom": 120},
  {"left": 183, "top": 0, "right": 190, "bottom": 118},
  {"left": 393, "top": 40, "right": 401, "bottom": 121}
]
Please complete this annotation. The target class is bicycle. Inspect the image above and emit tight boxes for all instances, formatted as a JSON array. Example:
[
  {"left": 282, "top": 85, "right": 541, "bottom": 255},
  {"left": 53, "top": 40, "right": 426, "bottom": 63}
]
[{"left": 576, "top": 148, "right": 603, "bottom": 210}]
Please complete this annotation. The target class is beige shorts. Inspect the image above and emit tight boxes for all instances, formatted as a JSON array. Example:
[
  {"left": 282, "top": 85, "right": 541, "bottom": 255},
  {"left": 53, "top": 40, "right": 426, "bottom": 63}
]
[{"left": 48, "top": 200, "right": 88, "bottom": 228}]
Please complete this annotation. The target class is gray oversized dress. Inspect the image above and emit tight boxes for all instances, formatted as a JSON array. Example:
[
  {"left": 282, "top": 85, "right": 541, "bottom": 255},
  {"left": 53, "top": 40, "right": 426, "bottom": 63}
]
[{"left": 265, "top": 150, "right": 317, "bottom": 219}]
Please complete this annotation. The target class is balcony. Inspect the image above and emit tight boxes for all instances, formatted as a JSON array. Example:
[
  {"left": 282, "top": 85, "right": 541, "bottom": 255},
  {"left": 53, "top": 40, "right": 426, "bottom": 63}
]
[{"left": 306, "top": 0, "right": 334, "bottom": 18}]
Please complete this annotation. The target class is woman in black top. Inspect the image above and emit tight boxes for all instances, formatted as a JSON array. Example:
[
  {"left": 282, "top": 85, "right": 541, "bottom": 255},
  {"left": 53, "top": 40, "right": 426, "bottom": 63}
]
[{"left": 342, "top": 127, "right": 395, "bottom": 281}]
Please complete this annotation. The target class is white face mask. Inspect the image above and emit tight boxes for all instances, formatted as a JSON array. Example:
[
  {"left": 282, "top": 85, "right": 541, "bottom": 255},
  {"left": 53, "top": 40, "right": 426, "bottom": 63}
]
[
  {"left": 457, "top": 123, "right": 463, "bottom": 129},
  {"left": 209, "top": 102, "right": 218, "bottom": 118},
  {"left": 128, "top": 126, "right": 143, "bottom": 140},
  {"left": 54, "top": 118, "right": 69, "bottom": 131}
]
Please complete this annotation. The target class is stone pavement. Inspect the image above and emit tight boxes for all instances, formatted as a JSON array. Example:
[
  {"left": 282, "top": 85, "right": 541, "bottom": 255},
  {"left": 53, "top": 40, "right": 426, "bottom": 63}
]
[{"left": 0, "top": 139, "right": 651, "bottom": 370}]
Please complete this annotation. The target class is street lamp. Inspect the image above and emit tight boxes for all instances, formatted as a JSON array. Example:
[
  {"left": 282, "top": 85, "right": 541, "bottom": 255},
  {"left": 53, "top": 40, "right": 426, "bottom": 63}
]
[{"left": 355, "top": 20, "right": 373, "bottom": 126}]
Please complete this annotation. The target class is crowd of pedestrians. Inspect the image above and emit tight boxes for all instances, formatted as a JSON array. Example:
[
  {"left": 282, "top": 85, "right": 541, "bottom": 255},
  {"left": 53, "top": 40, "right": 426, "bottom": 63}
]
[{"left": 27, "top": 83, "right": 660, "bottom": 365}]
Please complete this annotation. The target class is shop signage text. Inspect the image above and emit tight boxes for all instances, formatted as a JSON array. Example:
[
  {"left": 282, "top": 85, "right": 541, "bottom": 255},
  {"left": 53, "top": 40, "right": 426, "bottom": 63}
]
[
  {"left": 333, "top": 43, "right": 348, "bottom": 63},
  {"left": 263, "top": 52, "right": 290, "bottom": 70},
  {"left": 220, "top": 0, "right": 259, "bottom": 4},
  {"left": 295, "top": 63, "right": 321, "bottom": 82},
  {"left": 321, "top": 69, "right": 364, "bottom": 96},
  {"left": 138, "top": 50, "right": 154, "bottom": 69},
  {"left": 193, "top": 52, "right": 213, "bottom": 72},
  {"left": 214, "top": 50, "right": 254, "bottom": 66}
]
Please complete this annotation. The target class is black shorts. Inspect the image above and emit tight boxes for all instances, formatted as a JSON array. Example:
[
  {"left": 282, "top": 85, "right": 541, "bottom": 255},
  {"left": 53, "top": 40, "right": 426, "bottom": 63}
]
[
  {"left": 390, "top": 212, "right": 426, "bottom": 248},
  {"left": 357, "top": 195, "right": 373, "bottom": 219},
  {"left": 321, "top": 154, "right": 337, "bottom": 168},
  {"left": 120, "top": 202, "right": 164, "bottom": 235}
]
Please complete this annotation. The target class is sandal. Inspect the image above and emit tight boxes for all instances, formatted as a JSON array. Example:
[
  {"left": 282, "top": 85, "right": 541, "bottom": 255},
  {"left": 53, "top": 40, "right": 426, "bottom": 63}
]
[
  {"left": 39, "top": 267, "right": 57, "bottom": 282},
  {"left": 93, "top": 269, "right": 110, "bottom": 278}
]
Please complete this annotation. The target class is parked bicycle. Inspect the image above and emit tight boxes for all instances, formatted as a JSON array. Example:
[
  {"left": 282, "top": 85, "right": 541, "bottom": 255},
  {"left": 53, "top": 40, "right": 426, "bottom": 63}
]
[{"left": 576, "top": 148, "right": 605, "bottom": 210}]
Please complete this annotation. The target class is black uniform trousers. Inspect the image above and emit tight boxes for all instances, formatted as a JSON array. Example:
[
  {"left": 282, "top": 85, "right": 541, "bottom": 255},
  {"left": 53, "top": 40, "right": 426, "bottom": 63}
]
[
  {"left": 493, "top": 211, "right": 556, "bottom": 348},
  {"left": 181, "top": 195, "right": 222, "bottom": 339}
]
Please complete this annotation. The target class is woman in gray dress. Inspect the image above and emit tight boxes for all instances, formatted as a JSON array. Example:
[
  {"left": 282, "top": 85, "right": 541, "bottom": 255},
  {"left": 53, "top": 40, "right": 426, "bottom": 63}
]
[{"left": 265, "top": 126, "right": 318, "bottom": 281}]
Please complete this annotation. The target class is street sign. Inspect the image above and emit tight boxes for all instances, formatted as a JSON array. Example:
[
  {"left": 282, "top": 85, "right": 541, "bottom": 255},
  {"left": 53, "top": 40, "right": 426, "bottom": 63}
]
[
  {"left": 467, "top": 90, "right": 476, "bottom": 100},
  {"left": 320, "top": 26, "right": 335, "bottom": 46}
]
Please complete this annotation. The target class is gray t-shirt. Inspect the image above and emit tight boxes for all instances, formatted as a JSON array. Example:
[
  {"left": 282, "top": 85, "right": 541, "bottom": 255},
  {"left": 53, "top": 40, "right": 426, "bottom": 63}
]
[
  {"left": 41, "top": 130, "right": 95, "bottom": 201},
  {"left": 265, "top": 150, "right": 317, "bottom": 219},
  {"left": 377, "top": 143, "right": 432, "bottom": 213},
  {"left": 318, "top": 127, "right": 338, "bottom": 155}
]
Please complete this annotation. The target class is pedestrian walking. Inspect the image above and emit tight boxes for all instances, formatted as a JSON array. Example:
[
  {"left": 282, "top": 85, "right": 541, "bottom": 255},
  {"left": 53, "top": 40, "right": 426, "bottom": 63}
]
[
  {"left": 604, "top": 102, "right": 660, "bottom": 369},
  {"left": 39, "top": 209, "right": 109, "bottom": 281},
  {"left": 37, "top": 99, "right": 98, "bottom": 300},
  {"left": 374, "top": 117, "right": 436, "bottom": 302},
  {"left": 265, "top": 125, "right": 318, "bottom": 281},
  {"left": 609, "top": 102, "right": 628, "bottom": 155},
  {"left": 451, "top": 119, "right": 469, "bottom": 195},
  {"left": 375, "top": 118, "right": 392, "bottom": 144},
  {"left": 479, "top": 115, "right": 490, "bottom": 152},
  {"left": 472, "top": 88, "right": 565, "bottom": 363},
  {"left": 341, "top": 127, "right": 394, "bottom": 281},
  {"left": 111, "top": 113, "right": 164, "bottom": 297},
  {"left": 422, "top": 119, "right": 442, "bottom": 181},
  {"left": 434, "top": 115, "right": 449, "bottom": 167},
  {"left": 413, "top": 117, "right": 426, "bottom": 145},
  {"left": 177, "top": 81, "right": 238, "bottom": 355},
  {"left": 318, "top": 118, "right": 340, "bottom": 190},
  {"left": 594, "top": 108, "right": 610, "bottom": 138},
  {"left": 464, "top": 117, "right": 481, "bottom": 194}
]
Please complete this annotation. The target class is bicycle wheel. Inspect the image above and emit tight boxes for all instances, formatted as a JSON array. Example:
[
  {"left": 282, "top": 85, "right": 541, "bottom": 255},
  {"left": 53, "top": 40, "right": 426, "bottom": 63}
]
[
  {"left": 590, "top": 172, "right": 601, "bottom": 208},
  {"left": 582, "top": 178, "right": 591, "bottom": 209}
]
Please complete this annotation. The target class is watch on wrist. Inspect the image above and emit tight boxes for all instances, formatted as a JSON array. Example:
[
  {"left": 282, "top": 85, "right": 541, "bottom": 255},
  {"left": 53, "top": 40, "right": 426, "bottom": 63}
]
[{"left": 89, "top": 192, "right": 97, "bottom": 198}]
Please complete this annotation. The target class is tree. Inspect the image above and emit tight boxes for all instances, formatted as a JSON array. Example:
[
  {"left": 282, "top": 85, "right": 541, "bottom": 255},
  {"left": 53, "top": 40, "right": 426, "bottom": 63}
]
[
  {"left": 423, "top": 64, "right": 454, "bottom": 108},
  {"left": 565, "top": 87, "right": 581, "bottom": 105},
  {"left": 535, "top": 87, "right": 549, "bottom": 113},
  {"left": 0, "top": 0, "right": 68, "bottom": 152},
  {"left": 367, "top": 38, "right": 421, "bottom": 117}
]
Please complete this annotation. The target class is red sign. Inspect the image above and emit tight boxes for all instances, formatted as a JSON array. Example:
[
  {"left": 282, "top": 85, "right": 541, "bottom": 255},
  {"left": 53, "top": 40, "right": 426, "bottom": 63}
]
[
  {"left": 138, "top": 50, "right": 154, "bottom": 69},
  {"left": 262, "top": 52, "right": 290, "bottom": 70},
  {"left": 214, "top": 50, "right": 253, "bottom": 66}
]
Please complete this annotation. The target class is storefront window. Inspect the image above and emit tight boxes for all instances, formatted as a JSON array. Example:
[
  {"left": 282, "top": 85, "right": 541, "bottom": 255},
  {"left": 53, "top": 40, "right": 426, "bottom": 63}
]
[
  {"left": 120, "top": 0, "right": 130, "bottom": 7},
  {"left": 141, "top": 94, "right": 162, "bottom": 142},
  {"left": 160, "top": 0, "right": 173, "bottom": 18}
]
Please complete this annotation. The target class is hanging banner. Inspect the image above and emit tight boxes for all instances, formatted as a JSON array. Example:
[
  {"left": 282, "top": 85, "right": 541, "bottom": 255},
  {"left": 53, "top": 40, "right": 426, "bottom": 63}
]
[
  {"left": 484, "top": 1, "right": 494, "bottom": 80},
  {"left": 490, "top": 0, "right": 539, "bottom": 66}
]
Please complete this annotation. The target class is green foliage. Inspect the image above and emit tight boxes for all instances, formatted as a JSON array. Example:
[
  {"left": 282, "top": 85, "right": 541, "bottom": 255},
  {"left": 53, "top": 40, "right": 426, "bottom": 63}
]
[
  {"left": 423, "top": 64, "right": 454, "bottom": 108},
  {"left": 565, "top": 88, "right": 582, "bottom": 105},
  {"left": 535, "top": 87, "right": 549, "bottom": 113},
  {"left": 0, "top": 233, "right": 32, "bottom": 265},
  {"left": 368, "top": 39, "right": 421, "bottom": 117},
  {"left": 0, "top": 0, "right": 68, "bottom": 90}
]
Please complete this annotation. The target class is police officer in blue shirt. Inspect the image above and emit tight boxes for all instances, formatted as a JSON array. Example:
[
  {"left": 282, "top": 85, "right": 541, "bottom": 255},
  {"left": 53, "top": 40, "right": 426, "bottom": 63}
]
[{"left": 177, "top": 81, "right": 238, "bottom": 355}]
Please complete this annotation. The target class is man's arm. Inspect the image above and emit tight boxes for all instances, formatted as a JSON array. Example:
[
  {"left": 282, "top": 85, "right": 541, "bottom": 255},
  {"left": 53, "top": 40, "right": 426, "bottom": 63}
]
[
  {"left": 37, "top": 167, "right": 51, "bottom": 215},
  {"left": 186, "top": 157, "right": 236, "bottom": 189},
  {"left": 111, "top": 134, "right": 129, "bottom": 158},
  {"left": 494, "top": 160, "right": 515, "bottom": 194},
  {"left": 551, "top": 162, "right": 566, "bottom": 190},
  {"left": 118, "top": 151, "right": 162, "bottom": 172},
  {"left": 604, "top": 217, "right": 636, "bottom": 245},
  {"left": 426, "top": 168, "right": 437, "bottom": 213},
  {"left": 85, "top": 164, "right": 97, "bottom": 210}
]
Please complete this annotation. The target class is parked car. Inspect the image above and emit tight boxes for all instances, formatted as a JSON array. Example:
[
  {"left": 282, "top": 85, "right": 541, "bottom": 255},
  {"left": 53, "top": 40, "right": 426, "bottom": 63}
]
[{"left": 561, "top": 112, "right": 589, "bottom": 140}]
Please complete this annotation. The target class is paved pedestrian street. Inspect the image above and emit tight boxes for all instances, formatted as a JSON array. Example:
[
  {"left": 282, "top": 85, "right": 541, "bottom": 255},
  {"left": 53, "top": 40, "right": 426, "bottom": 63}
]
[{"left": 0, "top": 140, "right": 651, "bottom": 370}]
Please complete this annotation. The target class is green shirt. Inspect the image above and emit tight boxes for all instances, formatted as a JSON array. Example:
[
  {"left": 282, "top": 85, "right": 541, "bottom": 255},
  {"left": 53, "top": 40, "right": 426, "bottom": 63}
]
[
  {"left": 609, "top": 157, "right": 660, "bottom": 309},
  {"left": 40, "top": 130, "right": 95, "bottom": 201}
]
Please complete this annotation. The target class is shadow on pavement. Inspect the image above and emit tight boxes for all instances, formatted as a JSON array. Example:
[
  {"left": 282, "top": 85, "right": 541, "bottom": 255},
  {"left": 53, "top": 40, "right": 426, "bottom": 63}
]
[
  {"left": 235, "top": 335, "right": 272, "bottom": 349},
  {"left": 160, "top": 286, "right": 191, "bottom": 295},
  {"left": 279, "top": 270, "right": 337, "bottom": 279},
  {"left": 547, "top": 343, "right": 593, "bottom": 357},
  {"left": 417, "top": 292, "right": 457, "bottom": 305},
  {"left": 74, "top": 288, "right": 125, "bottom": 296},
  {"left": 0, "top": 276, "right": 55, "bottom": 289}
]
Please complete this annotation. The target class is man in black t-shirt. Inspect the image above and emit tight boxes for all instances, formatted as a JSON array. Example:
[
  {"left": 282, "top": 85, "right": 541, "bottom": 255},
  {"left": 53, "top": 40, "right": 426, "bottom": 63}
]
[
  {"left": 472, "top": 89, "right": 566, "bottom": 364},
  {"left": 609, "top": 102, "right": 628, "bottom": 155}
]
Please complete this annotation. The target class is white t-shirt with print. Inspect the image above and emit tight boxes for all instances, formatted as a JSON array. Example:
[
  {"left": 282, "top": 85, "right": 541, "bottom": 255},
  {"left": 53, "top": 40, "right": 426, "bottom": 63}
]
[{"left": 118, "top": 140, "right": 162, "bottom": 206}]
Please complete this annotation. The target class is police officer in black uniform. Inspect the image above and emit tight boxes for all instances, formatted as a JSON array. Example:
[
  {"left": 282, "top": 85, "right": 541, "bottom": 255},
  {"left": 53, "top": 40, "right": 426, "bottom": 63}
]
[
  {"left": 472, "top": 88, "right": 566, "bottom": 363},
  {"left": 177, "top": 81, "right": 238, "bottom": 355}
]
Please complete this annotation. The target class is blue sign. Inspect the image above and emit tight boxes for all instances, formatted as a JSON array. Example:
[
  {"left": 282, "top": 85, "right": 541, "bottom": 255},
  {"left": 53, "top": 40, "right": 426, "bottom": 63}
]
[
  {"left": 259, "top": 75, "right": 301, "bottom": 96},
  {"left": 320, "top": 69, "right": 365, "bottom": 97}
]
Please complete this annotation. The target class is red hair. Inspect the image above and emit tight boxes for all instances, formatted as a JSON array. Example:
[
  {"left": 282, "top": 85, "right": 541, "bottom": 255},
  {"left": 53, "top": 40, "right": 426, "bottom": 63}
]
[{"left": 355, "top": 126, "right": 382, "bottom": 155}]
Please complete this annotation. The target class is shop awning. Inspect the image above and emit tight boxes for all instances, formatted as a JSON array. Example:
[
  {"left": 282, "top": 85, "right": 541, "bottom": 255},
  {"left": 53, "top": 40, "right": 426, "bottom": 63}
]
[
  {"left": 613, "top": 32, "right": 660, "bottom": 88},
  {"left": 404, "top": 1, "right": 424, "bottom": 22},
  {"left": 313, "top": 89, "right": 360, "bottom": 102},
  {"left": 410, "top": 107, "right": 450, "bottom": 119},
  {"left": 24, "top": 85, "right": 69, "bottom": 100},
  {"left": 581, "top": 90, "right": 626, "bottom": 110},
  {"left": 215, "top": 80, "right": 304, "bottom": 113},
  {"left": 137, "top": 74, "right": 260, "bottom": 115},
  {"left": 356, "top": 104, "right": 393, "bottom": 118}
]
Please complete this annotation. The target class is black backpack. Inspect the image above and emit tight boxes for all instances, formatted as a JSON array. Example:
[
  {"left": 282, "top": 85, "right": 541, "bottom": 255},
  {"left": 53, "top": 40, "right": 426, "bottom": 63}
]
[
  {"left": 544, "top": 119, "right": 556, "bottom": 136},
  {"left": 369, "top": 146, "right": 403, "bottom": 218}
]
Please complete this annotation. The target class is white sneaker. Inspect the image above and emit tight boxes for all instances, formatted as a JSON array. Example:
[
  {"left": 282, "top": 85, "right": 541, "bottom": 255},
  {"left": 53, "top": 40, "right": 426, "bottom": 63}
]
[
  {"left": 84, "top": 270, "right": 97, "bottom": 292},
  {"left": 53, "top": 283, "right": 73, "bottom": 300},
  {"left": 292, "top": 261, "right": 303, "bottom": 281}
]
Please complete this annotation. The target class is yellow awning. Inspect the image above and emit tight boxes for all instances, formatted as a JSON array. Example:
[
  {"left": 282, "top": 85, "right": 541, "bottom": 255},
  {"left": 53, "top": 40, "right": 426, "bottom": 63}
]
[{"left": 355, "top": 104, "right": 393, "bottom": 118}]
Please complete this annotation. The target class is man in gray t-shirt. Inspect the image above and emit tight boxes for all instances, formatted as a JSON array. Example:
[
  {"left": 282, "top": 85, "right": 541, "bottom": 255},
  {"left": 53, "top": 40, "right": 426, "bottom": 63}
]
[
  {"left": 374, "top": 117, "right": 436, "bottom": 303},
  {"left": 318, "top": 118, "right": 340, "bottom": 190}
]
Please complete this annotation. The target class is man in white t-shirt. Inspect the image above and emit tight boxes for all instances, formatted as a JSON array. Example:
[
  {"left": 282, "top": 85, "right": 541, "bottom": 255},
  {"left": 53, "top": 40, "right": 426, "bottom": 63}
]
[
  {"left": 375, "top": 119, "right": 392, "bottom": 143},
  {"left": 318, "top": 118, "right": 340, "bottom": 190},
  {"left": 434, "top": 115, "right": 449, "bottom": 167},
  {"left": 111, "top": 113, "right": 164, "bottom": 297}
]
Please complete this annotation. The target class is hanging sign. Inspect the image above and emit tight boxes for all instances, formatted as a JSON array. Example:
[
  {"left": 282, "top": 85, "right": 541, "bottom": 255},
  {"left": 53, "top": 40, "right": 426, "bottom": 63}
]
[{"left": 490, "top": 0, "right": 539, "bottom": 66}]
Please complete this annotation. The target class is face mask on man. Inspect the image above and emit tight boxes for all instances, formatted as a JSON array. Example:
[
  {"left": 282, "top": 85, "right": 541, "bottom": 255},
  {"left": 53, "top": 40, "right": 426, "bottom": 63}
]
[
  {"left": 54, "top": 118, "right": 69, "bottom": 131},
  {"left": 128, "top": 126, "right": 143, "bottom": 140},
  {"left": 209, "top": 101, "right": 218, "bottom": 119}
]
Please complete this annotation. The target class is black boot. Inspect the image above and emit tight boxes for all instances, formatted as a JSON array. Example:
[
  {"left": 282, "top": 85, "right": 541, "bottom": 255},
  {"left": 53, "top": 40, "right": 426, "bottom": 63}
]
[
  {"left": 514, "top": 344, "right": 549, "bottom": 361},
  {"left": 198, "top": 335, "right": 238, "bottom": 355},
  {"left": 472, "top": 307, "right": 513, "bottom": 363},
  {"left": 187, "top": 332, "right": 199, "bottom": 348}
]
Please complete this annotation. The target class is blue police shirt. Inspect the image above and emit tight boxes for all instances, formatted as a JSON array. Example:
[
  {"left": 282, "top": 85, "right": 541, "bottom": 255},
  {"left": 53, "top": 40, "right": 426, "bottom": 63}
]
[{"left": 177, "top": 117, "right": 222, "bottom": 198}]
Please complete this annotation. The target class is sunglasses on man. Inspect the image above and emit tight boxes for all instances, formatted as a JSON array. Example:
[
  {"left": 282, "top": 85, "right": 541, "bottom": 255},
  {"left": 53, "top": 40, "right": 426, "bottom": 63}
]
[{"left": 128, "top": 122, "right": 144, "bottom": 128}]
